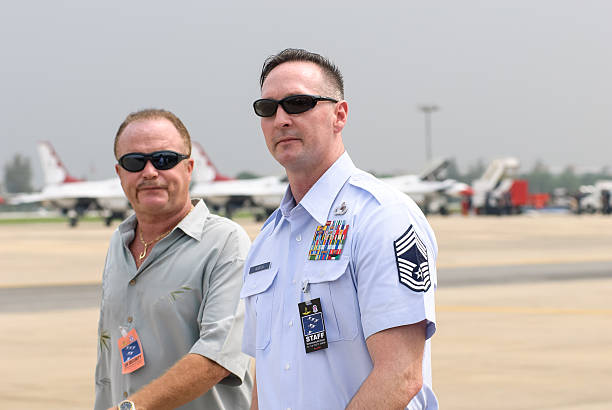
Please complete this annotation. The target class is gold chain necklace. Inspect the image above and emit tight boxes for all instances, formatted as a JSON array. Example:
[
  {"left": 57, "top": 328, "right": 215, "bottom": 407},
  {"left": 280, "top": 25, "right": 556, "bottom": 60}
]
[
  {"left": 138, "top": 228, "right": 172, "bottom": 261},
  {"left": 137, "top": 204, "right": 195, "bottom": 261}
]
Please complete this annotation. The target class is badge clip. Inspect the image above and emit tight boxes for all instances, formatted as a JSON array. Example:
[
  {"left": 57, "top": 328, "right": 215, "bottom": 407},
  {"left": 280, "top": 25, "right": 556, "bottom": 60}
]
[{"left": 301, "top": 279, "right": 311, "bottom": 305}]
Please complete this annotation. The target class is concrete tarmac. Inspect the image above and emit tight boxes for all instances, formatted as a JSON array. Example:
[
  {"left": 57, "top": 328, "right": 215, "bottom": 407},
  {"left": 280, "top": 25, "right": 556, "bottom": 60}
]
[{"left": 1, "top": 214, "right": 611, "bottom": 409}]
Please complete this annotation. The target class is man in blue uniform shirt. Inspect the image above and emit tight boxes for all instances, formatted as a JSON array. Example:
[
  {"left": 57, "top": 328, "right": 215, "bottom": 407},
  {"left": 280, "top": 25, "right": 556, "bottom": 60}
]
[{"left": 241, "top": 48, "right": 439, "bottom": 409}]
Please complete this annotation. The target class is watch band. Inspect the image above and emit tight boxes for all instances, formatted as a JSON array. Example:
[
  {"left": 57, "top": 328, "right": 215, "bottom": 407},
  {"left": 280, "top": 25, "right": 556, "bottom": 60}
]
[{"left": 118, "top": 399, "right": 136, "bottom": 410}]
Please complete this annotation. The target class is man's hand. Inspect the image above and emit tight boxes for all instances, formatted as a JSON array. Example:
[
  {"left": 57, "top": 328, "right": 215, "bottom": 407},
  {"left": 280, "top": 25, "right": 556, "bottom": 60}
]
[
  {"left": 346, "top": 321, "right": 427, "bottom": 410},
  {"left": 108, "top": 353, "right": 230, "bottom": 410}
]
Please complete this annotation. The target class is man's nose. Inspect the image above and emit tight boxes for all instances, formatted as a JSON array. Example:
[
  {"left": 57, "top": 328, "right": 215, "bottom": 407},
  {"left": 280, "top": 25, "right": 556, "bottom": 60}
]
[
  {"left": 273, "top": 105, "right": 292, "bottom": 127},
  {"left": 141, "top": 159, "right": 159, "bottom": 178}
]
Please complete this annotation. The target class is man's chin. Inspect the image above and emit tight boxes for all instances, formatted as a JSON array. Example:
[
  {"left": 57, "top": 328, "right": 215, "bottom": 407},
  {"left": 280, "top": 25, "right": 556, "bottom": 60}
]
[{"left": 274, "top": 147, "right": 303, "bottom": 167}]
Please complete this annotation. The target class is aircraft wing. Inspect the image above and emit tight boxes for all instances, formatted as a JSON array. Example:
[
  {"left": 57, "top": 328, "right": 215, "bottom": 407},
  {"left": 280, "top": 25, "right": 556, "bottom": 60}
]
[
  {"left": 190, "top": 176, "right": 287, "bottom": 210},
  {"left": 9, "top": 177, "right": 129, "bottom": 213},
  {"left": 382, "top": 175, "right": 455, "bottom": 195},
  {"left": 39, "top": 178, "right": 125, "bottom": 199},
  {"left": 8, "top": 191, "right": 49, "bottom": 205}
]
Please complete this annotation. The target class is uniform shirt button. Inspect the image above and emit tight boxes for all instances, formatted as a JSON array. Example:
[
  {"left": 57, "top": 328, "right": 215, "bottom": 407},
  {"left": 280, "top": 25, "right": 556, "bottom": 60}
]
[
  {"left": 284, "top": 363, "right": 290, "bottom": 371},
  {"left": 296, "top": 234, "right": 302, "bottom": 242},
  {"left": 127, "top": 316, "right": 133, "bottom": 323},
  {"left": 123, "top": 391, "right": 128, "bottom": 398},
  {"left": 288, "top": 320, "right": 293, "bottom": 327},
  {"left": 291, "top": 279, "right": 296, "bottom": 284},
  {"left": 129, "top": 279, "right": 136, "bottom": 286}
]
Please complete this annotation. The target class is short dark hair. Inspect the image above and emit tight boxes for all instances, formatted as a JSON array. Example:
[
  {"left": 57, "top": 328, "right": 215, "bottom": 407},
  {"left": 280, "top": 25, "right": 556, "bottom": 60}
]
[
  {"left": 114, "top": 108, "right": 192, "bottom": 159},
  {"left": 259, "top": 48, "right": 344, "bottom": 100}
]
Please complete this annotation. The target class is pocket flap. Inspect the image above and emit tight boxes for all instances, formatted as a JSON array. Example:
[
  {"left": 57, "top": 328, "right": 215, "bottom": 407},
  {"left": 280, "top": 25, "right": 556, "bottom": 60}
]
[
  {"left": 240, "top": 266, "right": 279, "bottom": 298},
  {"left": 303, "top": 258, "right": 350, "bottom": 284}
]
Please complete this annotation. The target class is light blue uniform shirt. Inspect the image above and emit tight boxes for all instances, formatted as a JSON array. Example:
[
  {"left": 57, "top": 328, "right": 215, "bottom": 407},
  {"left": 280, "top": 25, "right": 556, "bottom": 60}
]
[{"left": 241, "top": 153, "right": 438, "bottom": 409}]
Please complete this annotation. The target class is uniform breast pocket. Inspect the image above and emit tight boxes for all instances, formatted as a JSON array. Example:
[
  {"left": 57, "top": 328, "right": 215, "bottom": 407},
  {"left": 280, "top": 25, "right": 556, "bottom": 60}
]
[
  {"left": 304, "top": 258, "right": 359, "bottom": 342},
  {"left": 240, "top": 267, "right": 278, "bottom": 350}
]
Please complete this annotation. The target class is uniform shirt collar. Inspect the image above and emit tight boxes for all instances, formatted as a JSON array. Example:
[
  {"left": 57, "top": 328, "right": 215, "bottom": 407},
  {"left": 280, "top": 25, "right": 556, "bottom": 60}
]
[{"left": 279, "top": 151, "right": 357, "bottom": 226}]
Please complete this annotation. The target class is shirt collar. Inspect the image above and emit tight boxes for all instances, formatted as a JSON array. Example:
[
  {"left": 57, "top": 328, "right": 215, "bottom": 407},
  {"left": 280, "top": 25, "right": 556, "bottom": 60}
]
[
  {"left": 118, "top": 212, "right": 138, "bottom": 247},
  {"left": 118, "top": 198, "right": 209, "bottom": 243},
  {"left": 178, "top": 199, "right": 209, "bottom": 241},
  {"left": 278, "top": 151, "right": 357, "bottom": 226}
]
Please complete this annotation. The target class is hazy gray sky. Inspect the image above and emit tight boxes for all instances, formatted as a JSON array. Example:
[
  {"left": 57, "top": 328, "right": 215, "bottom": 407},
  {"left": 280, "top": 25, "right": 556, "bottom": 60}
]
[{"left": 1, "top": 0, "right": 610, "bottom": 188}]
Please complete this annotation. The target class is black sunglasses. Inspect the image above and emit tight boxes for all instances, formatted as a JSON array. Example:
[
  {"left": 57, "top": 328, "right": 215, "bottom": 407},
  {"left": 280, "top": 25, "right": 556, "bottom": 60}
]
[
  {"left": 253, "top": 94, "right": 338, "bottom": 117},
  {"left": 118, "top": 150, "right": 189, "bottom": 172}
]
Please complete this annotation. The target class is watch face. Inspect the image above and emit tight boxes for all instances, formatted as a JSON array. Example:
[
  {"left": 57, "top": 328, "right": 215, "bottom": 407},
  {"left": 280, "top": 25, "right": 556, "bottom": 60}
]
[{"left": 119, "top": 401, "right": 135, "bottom": 410}]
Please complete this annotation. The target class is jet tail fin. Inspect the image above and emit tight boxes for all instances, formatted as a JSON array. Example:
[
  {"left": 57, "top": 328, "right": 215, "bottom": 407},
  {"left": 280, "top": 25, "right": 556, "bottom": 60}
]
[
  {"left": 37, "top": 141, "right": 83, "bottom": 186},
  {"left": 191, "top": 142, "right": 233, "bottom": 183},
  {"left": 419, "top": 157, "right": 452, "bottom": 181}
]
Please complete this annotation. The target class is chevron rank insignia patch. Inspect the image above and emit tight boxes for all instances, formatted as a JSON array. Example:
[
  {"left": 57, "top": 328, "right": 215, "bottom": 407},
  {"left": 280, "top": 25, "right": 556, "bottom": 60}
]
[{"left": 394, "top": 225, "right": 431, "bottom": 292}]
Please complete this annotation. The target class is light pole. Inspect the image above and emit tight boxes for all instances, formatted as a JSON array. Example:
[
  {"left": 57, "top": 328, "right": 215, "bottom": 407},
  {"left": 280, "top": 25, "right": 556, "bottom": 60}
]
[{"left": 418, "top": 105, "right": 439, "bottom": 162}]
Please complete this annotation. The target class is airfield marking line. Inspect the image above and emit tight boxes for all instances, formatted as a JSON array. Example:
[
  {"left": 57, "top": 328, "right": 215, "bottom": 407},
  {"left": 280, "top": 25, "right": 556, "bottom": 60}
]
[
  {"left": 438, "top": 305, "right": 612, "bottom": 316},
  {"left": 438, "top": 257, "right": 612, "bottom": 269},
  {"left": 0, "top": 281, "right": 102, "bottom": 290}
]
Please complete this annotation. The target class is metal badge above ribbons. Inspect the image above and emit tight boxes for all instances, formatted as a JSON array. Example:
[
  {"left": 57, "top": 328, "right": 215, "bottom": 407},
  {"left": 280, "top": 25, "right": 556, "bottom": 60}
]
[{"left": 308, "top": 220, "right": 349, "bottom": 260}]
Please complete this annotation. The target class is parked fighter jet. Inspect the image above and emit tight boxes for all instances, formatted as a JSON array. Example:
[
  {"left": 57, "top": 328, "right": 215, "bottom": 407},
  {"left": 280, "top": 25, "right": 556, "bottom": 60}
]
[{"left": 10, "top": 141, "right": 219, "bottom": 226}]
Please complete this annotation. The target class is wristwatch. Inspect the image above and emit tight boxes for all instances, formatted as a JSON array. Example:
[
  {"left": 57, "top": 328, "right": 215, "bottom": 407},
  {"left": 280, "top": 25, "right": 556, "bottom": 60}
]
[{"left": 118, "top": 400, "right": 136, "bottom": 410}]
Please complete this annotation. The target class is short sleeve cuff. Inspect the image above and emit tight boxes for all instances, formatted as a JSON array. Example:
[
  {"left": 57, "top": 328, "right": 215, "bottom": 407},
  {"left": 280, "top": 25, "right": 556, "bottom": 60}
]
[
  {"left": 362, "top": 306, "right": 436, "bottom": 341},
  {"left": 189, "top": 340, "right": 251, "bottom": 386}
]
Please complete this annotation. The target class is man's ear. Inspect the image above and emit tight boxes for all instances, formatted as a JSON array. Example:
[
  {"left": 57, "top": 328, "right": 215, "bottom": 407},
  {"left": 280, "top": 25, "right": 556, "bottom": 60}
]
[
  {"left": 185, "top": 158, "right": 195, "bottom": 176},
  {"left": 333, "top": 100, "right": 348, "bottom": 133}
]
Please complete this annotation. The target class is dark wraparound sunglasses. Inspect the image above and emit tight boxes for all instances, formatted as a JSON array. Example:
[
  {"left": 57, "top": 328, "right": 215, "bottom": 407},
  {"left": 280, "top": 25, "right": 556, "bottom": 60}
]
[
  {"left": 253, "top": 94, "right": 338, "bottom": 117},
  {"left": 118, "top": 150, "right": 189, "bottom": 172}
]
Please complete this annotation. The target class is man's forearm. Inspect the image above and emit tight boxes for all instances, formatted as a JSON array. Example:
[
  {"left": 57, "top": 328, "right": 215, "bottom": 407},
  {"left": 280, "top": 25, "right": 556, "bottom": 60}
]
[
  {"left": 112, "top": 353, "right": 230, "bottom": 410},
  {"left": 346, "top": 323, "right": 426, "bottom": 410},
  {"left": 345, "top": 365, "right": 422, "bottom": 410},
  {"left": 249, "top": 373, "right": 258, "bottom": 410}
]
